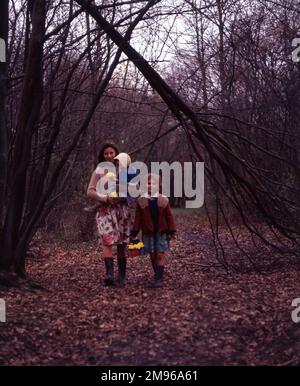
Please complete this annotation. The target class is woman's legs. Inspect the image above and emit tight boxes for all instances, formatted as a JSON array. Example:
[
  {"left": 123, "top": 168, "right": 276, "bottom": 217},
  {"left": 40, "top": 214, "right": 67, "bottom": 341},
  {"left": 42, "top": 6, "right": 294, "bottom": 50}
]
[
  {"left": 117, "top": 244, "right": 127, "bottom": 286},
  {"left": 103, "top": 245, "right": 114, "bottom": 286},
  {"left": 102, "top": 244, "right": 127, "bottom": 287},
  {"left": 103, "top": 245, "right": 113, "bottom": 257}
]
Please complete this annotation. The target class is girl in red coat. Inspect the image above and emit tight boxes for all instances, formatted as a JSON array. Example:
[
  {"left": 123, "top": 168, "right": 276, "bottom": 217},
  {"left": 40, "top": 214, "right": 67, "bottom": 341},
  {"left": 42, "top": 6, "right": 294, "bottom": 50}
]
[{"left": 131, "top": 173, "right": 176, "bottom": 287}]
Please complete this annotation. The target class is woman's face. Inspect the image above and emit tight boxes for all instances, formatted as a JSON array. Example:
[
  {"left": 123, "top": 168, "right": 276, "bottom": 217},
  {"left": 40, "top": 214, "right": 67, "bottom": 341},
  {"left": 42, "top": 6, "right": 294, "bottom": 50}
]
[{"left": 103, "top": 147, "right": 117, "bottom": 163}]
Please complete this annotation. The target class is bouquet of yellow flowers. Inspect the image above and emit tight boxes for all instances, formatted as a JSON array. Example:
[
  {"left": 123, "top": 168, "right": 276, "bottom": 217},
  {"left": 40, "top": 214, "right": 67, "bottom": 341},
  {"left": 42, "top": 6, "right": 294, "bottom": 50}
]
[
  {"left": 105, "top": 172, "right": 118, "bottom": 197},
  {"left": 109, "top": 191, "right": 118, "bottom": 198},
  {"left": 127, "top": 239, "right": 145, "bottom": 257}
]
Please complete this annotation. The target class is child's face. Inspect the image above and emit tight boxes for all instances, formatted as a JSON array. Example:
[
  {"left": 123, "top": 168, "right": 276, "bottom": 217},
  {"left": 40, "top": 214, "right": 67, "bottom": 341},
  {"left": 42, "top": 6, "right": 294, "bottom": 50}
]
[
  {"left": 103, "top": 147, "right": 117, "bottom": 162},
  {"left": 147, "top": 176, "right": 159, "bottom": 196}
]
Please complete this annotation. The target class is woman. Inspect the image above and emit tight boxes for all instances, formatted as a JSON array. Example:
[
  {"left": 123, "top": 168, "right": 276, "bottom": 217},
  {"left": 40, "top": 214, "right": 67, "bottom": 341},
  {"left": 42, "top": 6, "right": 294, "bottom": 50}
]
[{"left": 87, "top": 140, "right": 132, "bottom": 287}]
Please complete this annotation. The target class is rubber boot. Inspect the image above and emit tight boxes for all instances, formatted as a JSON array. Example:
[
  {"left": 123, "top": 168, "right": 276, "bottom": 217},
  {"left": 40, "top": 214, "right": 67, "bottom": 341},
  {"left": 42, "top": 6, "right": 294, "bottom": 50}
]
[
  {"left": 104, "top": 257, "right": 114, "bottom": 286},
  {"left": 154, "top": 265, "right": 164, "bottom": 288},
  {"left": 117, "top": 257, "right": 126, "bottom": 287},
  {"left": 151, "top": 259, "right": 157, "bottom": 276}
]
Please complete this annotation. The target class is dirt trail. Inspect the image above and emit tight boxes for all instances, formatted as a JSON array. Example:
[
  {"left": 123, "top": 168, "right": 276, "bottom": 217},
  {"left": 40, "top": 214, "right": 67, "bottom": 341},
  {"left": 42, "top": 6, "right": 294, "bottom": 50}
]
[{"left": 0, "top": 214, "right": 299, "bottom": 365}]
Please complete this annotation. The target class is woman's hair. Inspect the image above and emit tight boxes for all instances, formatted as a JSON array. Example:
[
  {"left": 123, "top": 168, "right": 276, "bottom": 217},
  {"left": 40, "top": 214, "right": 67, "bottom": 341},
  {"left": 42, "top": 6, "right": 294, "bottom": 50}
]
[{"left": 97, "top": 140, "right": 120, "bottom": 163}]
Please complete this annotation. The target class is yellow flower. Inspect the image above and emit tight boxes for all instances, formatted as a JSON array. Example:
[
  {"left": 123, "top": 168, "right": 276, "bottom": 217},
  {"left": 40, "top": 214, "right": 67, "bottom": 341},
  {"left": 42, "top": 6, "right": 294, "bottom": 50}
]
[
  {"left": 109, "top": 191, "right": 118, "bottom": 198},
  {"left": 128, "top": 241, "right": 144, "bottom": 250},
  {"left": 106, "top": 172, "right": 116, "bottom": 179}
]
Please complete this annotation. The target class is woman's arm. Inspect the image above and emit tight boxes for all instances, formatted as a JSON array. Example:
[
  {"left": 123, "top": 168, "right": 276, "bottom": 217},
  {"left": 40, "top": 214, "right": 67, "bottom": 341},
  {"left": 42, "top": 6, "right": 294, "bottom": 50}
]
[
  {"left": 87, "top": 169, "right": 108, "bottom": 203},
  {"left": 130, "top": 204, "right": 142, "bottom": 237}
]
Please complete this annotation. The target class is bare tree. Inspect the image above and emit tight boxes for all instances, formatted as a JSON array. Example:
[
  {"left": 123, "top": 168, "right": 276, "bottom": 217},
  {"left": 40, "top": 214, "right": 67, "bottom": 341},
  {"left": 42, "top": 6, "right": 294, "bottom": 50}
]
[
  {"left": 1, "top": 0, "right": 299, "bottom": 282},
  {"left": 75, "top": 0, "right": 300, "bottom": 270},
  {"left": 0, "top": 0, "right": 162, "bottom": 279},
  {"left": 0, "top": 0, "right": 9, "bottom": 230}
]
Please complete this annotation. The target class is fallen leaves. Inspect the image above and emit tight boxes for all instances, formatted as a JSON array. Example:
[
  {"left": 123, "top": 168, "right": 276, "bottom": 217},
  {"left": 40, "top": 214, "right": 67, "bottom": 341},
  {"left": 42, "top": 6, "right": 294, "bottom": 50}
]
[{"left": 0, "top": 214, "right": 300, "bottom": 365}]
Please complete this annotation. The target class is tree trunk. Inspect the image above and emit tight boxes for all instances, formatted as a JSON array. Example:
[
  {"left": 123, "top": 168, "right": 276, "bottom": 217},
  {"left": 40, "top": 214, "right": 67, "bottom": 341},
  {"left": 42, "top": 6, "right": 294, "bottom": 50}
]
[
  {"left": 0, "top": 0, "right": 8, "bottom": 230},
  {"left": 0, "top": 0, "right": 46, "bottom": 275}
]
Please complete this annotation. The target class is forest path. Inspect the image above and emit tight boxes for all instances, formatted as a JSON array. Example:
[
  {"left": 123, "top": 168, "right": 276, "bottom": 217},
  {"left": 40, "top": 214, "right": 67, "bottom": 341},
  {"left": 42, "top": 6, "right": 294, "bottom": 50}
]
[{"left": 0, "top": 213, "right": 299, "bottom": 365}]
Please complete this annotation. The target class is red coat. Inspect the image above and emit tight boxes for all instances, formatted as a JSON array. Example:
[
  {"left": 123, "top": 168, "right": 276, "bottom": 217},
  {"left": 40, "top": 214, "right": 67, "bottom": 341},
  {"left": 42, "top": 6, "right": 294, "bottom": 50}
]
[{"left": 131, "top": 195, "right": 176, "bottom": 235}]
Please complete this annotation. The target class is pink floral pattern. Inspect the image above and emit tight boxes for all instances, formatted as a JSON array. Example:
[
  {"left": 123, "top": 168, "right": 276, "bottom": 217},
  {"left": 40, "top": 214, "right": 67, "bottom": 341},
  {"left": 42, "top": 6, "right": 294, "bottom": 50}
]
[{"left": 95, "top": 203, "right": 132, "bottom": 246}]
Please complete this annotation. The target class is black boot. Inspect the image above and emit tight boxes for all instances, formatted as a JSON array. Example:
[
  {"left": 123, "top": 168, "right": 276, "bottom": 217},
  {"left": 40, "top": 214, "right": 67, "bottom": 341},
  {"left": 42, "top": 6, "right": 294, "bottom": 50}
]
[
  {"left": 151, "top": 259, "right": 157, "bottom": 276},
  {"left": 154, "top": 265, "right": 164, "bottom": 288},
  {"left": 117, "top": 257, "right": 126, "bottom": 287},
  {"left": 104, "top": 257, "right": 114, "bottom": 286}
]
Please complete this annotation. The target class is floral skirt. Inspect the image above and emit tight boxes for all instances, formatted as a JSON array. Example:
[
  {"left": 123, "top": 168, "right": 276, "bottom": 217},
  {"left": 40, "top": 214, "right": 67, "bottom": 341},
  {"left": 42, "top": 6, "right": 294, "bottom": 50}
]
[{"left": 95, "top": 203, "right": 132, "bottom": 246}]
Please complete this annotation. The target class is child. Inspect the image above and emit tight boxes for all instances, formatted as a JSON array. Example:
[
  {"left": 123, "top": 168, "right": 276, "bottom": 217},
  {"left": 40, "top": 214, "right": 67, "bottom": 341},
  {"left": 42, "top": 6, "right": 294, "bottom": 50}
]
[
  {"left": 130, "top": 173, "right": 176, "bottom": 288},
  {"left": 84, "top": 152, "right": 137, "bottom": 212}
]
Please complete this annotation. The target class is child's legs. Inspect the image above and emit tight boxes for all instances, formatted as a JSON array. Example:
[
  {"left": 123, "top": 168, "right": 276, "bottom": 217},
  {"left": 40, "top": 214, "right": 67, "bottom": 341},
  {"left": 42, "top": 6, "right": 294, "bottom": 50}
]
[
  {"left": 156, "top": 252, "right": 165, "bottom": 266},
  {"left": 150, "top": 252, "right": 165, "bottom": 266},
  {"left": 150, "top": 252, "right": 156, "bottom": 266},
  {"left": 150, "top": 252, "right": 165, "bottom": 287}
]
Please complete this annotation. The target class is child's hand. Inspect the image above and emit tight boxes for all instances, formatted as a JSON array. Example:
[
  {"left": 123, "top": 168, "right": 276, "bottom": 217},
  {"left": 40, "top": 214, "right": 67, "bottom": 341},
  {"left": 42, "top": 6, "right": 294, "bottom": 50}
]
[{"left": 107, "top": 196, "right": 118, "bottom": 205}]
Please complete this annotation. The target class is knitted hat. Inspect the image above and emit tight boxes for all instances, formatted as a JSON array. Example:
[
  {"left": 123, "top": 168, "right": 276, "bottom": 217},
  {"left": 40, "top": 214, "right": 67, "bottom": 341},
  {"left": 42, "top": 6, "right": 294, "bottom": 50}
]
[{"left": 114, "top": 153, "right": 131, "bottom": 168}]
